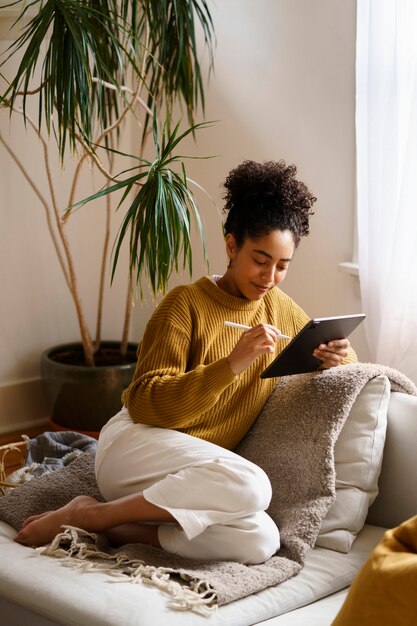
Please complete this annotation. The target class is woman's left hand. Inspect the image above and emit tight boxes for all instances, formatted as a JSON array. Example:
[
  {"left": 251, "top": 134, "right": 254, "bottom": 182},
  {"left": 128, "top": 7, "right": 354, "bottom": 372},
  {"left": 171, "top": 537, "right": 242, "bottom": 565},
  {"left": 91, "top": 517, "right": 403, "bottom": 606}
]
[{"left": 313, "top": 338, "right": 350, "bottom": 369}]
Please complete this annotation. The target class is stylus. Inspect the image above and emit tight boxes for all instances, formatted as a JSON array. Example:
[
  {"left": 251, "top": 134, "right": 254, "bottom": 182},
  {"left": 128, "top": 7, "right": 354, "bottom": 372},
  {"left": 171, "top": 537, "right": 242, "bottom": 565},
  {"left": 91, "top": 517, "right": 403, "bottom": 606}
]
[{"left": 224, "top": 321, "right": 291, "bottom": 339}]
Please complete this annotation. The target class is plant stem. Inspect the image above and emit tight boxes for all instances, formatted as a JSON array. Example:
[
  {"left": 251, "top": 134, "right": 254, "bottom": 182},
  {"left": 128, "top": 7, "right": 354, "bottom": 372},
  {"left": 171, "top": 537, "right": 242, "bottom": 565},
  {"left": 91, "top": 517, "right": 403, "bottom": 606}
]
[
  {"left": 120, "top": 273, "right": 133, "bottom": 359},
  {"left": 117, "top": 27, "right": 152, "bottom": 358},
  {"left": 0, "top": 133, "right": 71, "bottom": 290},
  {"left": 67, "top": 82, "right": 141, "bottom": 216},
  {"left": 91, "top": 77, "right": 153, "bottom": 117},
  {"left": 39, "top": 130, "right": 96, "bottom": 367},
  {"left": 1, "top": 122, "right": 95, "bottom": 366},
  {"left": 67, "top": 84, "right": 143, "bottom": 354},
  {"left": 94, "top": 153, "right": 113, "bottom": 352}
]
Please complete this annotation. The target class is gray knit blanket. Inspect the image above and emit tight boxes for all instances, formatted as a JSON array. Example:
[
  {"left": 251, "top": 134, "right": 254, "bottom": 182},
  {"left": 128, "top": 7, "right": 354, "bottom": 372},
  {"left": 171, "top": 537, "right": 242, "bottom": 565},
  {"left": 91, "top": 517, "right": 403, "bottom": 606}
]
[{"left": 1, "top": 363, "right": 416, "bottom": 615}]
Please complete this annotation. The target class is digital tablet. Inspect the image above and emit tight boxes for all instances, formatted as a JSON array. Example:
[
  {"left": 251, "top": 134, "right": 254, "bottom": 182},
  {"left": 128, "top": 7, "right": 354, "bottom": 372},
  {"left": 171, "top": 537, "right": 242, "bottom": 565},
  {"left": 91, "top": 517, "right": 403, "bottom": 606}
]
[{"left": 260, "top": 313, "right": 366, "bottom": 378}]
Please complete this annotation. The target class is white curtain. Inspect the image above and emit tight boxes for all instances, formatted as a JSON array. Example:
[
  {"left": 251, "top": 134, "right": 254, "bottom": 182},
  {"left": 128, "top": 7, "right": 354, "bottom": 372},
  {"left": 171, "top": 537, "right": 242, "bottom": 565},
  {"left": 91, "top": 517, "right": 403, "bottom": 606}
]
[{"left": 356, "top": 0, "right": 417, "bottom": 383}]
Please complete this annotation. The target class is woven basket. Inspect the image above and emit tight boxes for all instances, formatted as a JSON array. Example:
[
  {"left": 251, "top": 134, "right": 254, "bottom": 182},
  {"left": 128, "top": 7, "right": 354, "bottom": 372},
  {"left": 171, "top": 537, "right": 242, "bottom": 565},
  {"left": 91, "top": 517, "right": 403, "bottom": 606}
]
[{"left": 0, "top": 440, "right": 27, "bottom": 495}]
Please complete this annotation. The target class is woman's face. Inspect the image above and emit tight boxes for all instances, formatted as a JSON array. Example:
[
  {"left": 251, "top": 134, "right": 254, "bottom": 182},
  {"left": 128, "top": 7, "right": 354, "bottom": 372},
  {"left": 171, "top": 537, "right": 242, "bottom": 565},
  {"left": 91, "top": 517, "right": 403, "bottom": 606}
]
[{"left": 221, "top": 229, "right": 295, "bottom": 300}]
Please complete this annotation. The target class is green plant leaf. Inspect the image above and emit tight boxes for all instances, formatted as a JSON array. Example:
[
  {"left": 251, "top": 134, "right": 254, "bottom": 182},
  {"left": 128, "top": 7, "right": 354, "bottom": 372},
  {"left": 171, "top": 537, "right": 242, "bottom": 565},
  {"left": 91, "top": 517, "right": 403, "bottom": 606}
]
[
  {"left": 1, "top": 0, "right": 214, "bottom": 160},
  {"left": 65, "top": 116, "right": 212, "bottom": 294},
  {"left": 107, "top": 124, "right": 210, "bottom": 292},
  {"left": 1, "top": 0, "right": 141, "bottom": 159}
]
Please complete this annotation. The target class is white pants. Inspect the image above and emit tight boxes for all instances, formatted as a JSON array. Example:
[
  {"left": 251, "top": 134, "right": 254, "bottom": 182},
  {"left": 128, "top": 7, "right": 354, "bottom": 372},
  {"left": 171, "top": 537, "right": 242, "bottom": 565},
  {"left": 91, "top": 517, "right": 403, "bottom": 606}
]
[{"left": 95, "top": 408, "right": 280, "bottom": 564}]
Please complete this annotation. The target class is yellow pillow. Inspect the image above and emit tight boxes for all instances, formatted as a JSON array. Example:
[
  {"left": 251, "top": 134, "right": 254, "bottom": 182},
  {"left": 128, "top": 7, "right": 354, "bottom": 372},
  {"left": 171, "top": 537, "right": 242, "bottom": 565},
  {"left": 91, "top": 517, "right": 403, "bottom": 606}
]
[{"left": 332, "top": 515, "right": 417, "bottom": 626}]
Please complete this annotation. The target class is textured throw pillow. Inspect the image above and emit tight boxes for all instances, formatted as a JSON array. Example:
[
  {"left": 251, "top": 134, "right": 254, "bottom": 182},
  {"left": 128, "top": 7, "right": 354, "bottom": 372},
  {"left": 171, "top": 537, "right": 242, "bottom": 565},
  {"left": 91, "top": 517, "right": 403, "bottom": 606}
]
[
  {"left": 0, "top": 451, "right": 103, "bottom": 530},
  {"left": 332, "top": 515, "right": 417, "bottom": 626},
  {"left": 316, "top": 375, "right": 390, "bottom": 552}
]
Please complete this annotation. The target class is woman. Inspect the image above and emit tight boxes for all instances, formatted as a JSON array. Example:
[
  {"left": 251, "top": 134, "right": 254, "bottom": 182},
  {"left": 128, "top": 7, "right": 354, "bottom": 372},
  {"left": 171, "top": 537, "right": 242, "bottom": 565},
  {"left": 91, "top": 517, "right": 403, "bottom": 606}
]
[{"left": 15, "top": 160, "right": 357, "bottom": 563}]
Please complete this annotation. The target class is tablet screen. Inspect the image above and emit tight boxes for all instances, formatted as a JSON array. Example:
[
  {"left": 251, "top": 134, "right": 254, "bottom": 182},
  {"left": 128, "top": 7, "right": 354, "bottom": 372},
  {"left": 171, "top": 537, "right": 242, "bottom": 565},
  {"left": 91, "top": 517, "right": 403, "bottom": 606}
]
[{"left": 260, "top": 313, "right": 366, "bottom": 378}]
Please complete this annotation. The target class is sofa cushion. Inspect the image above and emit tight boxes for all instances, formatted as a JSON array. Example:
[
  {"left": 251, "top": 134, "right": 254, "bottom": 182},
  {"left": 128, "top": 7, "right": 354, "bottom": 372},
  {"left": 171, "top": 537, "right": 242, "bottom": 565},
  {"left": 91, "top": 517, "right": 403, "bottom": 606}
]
[
  {"left": 367, "top": 391, "right": 417, "bottom": 528},
  {"left": 316, "top": 375, "right": 390, "bottom": 552},
  {"left": 0, "top": 519, "right": 385, "bottom": 626}
]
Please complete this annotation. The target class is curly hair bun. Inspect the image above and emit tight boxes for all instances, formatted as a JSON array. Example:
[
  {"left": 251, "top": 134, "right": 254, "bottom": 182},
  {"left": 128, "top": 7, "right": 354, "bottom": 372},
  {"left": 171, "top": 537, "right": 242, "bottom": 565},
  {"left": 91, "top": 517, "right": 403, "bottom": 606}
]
[{"left": 222, "top": 160, "right": 317, "bottom": 247}]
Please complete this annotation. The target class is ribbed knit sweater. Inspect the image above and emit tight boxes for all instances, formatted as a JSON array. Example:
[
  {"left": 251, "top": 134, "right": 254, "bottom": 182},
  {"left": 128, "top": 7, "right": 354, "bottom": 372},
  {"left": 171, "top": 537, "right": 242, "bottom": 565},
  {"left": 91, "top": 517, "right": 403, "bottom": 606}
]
[{"left": 122, "top": 277, "right": 358, "bottom": 450}]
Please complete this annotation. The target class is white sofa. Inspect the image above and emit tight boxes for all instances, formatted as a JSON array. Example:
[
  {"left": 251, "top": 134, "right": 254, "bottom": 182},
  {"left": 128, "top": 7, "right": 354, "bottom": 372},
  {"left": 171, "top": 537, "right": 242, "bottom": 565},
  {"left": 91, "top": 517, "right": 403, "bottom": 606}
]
[{"left": 0, "top": 386, "right": 416, "bottom": 626}]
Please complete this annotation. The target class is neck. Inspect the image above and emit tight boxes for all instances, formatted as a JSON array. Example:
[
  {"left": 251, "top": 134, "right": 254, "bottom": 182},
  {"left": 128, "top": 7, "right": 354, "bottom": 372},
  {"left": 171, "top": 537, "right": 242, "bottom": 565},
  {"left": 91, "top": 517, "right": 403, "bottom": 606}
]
[{"left": 216, "top": 271, "right": 241, "bottom": 298}]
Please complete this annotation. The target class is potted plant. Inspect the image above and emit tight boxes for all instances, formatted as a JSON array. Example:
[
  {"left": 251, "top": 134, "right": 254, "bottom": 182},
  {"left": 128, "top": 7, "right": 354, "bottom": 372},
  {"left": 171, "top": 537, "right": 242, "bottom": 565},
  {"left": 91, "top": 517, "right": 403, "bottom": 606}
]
[{"left": 0, "top": 0, "right": 215, "bottom": 433}]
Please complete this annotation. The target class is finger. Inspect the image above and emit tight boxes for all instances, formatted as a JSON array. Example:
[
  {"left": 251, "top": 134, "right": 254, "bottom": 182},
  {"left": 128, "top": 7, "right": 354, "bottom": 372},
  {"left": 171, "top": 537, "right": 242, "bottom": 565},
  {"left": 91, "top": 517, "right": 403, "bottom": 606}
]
[
  {"left": 316, "top": 343, "right": 348, "bottom": 357},
  {"left": 327, "top": 339, "right": 350, "bottom": 349},
  {"left": 313, "top": 348, "right": 344, "bottom": 364},
  {"left": 251, "top": 324, "right": 281, "bottom": 343}
]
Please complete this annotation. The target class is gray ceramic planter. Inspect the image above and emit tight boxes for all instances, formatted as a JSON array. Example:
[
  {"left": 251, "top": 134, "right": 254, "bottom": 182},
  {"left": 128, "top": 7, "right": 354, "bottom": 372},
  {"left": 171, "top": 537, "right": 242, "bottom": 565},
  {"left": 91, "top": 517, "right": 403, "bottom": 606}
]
[{"left": 41, "top": 341, "right": 137, "bottom": 433}]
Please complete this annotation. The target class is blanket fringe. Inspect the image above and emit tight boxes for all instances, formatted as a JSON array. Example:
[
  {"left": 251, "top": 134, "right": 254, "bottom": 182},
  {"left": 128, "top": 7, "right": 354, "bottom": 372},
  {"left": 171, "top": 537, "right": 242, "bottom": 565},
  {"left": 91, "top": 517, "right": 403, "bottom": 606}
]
[{"left": 38, "top": 526, "right": 218, "bottom": 616}]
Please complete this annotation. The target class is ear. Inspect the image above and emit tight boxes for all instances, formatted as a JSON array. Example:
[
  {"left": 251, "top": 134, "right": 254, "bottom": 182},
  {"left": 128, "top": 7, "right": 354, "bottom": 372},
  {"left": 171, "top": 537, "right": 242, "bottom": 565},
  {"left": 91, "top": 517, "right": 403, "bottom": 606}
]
[{"left": 225, "top": 233, "right": 237, "bottom": 262}]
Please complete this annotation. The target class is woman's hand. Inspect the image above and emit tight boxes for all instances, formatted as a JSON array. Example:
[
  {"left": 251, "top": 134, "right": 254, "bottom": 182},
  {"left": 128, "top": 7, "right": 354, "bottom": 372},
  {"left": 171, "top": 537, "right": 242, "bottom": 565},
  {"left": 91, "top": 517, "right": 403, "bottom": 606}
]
[
  {"left": 226, "top": 324, "right": 284, "bottom": 375},
  {"left": 313, "top": 338, "right": 350, "bottom": 369}
]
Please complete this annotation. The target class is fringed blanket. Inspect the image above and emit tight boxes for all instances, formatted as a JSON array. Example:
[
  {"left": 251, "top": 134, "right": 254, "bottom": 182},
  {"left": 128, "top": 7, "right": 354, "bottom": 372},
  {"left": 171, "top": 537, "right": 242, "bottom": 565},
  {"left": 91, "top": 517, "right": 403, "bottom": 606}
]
[{"left": 1, "top": 363, "right": 417, "bottom": 615}]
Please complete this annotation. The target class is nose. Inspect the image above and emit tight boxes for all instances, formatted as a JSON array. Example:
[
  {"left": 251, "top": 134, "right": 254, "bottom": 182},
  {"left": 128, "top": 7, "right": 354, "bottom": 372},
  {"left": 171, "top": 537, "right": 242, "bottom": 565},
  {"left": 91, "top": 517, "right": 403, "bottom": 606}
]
[{"left": 260, "top": 266, "right": 276, "bottom": 284}]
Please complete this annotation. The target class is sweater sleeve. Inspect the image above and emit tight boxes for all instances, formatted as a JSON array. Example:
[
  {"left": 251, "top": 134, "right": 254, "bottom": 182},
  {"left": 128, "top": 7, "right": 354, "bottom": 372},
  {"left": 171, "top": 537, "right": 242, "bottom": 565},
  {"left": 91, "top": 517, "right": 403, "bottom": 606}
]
[
  {"left": 122, "top": 294, "right": 237, "bottom": 430},
  {"left": 342, "top": 344, "right": 358, "bottom": 365}
]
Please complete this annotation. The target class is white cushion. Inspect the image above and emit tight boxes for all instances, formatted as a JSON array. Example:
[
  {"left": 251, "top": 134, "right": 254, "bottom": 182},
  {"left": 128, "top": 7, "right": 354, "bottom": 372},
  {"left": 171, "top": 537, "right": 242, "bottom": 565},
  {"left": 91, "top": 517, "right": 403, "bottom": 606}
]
[
  {"left": 0, "top": 521, "right": 385, "bottom": 626},
  {"left": 316, "top": 375, "right": 390, "bottom": 552},
  {"left": 367, "top": 391, "right": 417, "bottom": 528}
]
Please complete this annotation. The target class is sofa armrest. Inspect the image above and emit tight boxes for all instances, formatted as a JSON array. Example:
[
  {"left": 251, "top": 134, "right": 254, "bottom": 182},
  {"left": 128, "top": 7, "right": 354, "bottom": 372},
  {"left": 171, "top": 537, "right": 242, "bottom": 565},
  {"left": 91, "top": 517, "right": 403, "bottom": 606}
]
[{"left": 367, "top": 391, "right": 417, "bottom": 528}]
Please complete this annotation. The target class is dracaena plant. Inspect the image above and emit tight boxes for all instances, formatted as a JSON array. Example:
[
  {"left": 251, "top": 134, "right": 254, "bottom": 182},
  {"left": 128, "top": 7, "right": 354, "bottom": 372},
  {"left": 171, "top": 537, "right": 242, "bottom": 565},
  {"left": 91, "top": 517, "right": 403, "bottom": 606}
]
[{"left": 0, "top": 0, "right": 215, "bottom": 366}]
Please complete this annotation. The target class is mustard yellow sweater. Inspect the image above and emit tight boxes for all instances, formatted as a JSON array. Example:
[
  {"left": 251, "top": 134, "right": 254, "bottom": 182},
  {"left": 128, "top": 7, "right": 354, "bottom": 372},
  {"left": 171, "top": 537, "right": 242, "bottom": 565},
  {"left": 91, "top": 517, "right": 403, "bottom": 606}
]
[{"left": 123, "top": 277, "right": 357, "bottom": 450}]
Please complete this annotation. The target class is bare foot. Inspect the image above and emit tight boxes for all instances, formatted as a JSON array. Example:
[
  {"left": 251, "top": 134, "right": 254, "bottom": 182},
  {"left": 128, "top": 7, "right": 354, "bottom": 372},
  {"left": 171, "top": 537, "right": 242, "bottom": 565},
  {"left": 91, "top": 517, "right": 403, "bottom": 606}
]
[
  {"left": 14, "top": 496, "right": 101, "bottom": 547},
  {"left": 20, "top": 511, "right": 50, "bottom": 529},
  {"left": 14, "top": 492, "right": 175, "bottom": 548}
]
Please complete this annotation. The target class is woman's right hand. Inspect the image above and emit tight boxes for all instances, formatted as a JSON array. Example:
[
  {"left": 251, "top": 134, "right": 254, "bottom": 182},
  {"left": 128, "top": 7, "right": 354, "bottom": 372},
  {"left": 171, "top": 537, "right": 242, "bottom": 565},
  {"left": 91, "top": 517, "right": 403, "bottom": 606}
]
[{"left": 226, "top": 323, "right": 283, "bottom": 374}]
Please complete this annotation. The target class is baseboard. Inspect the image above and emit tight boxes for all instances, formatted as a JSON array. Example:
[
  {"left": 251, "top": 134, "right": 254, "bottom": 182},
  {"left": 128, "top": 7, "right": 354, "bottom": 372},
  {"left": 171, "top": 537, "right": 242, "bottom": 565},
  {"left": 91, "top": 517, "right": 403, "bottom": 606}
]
[{"left": 0, "top": 378, "right": 49, "bottom": 435}]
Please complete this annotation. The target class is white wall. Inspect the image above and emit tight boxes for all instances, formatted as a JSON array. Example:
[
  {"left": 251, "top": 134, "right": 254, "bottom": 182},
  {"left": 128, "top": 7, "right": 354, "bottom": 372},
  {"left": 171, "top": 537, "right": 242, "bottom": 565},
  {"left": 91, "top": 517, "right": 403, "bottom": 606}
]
[
  {"left": 0, "top": 9, "right": 131, "bottom": 431},
  {"left": 0, "top": 0, "right": 366, "bottom": 434},
  {"left": 132, "top": 0, "right": 367, "bottom": 355}
]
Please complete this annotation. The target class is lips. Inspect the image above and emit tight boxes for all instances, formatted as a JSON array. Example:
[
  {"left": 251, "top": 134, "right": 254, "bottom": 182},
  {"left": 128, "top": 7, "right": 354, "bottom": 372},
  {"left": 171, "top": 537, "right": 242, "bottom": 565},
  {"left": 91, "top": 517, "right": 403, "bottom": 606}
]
[{"left": 252, "top": 283, "right": 270, "bottom": 293}]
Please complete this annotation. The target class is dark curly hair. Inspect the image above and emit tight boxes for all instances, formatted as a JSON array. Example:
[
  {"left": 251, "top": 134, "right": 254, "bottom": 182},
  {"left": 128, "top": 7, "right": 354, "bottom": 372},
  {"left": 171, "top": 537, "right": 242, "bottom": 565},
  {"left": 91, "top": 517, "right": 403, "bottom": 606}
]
[{"left": 222, "top": 160, "right": 317, "bottom": 248}]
